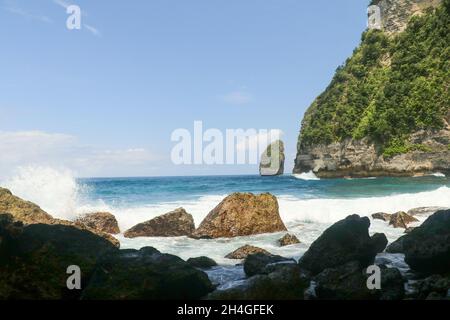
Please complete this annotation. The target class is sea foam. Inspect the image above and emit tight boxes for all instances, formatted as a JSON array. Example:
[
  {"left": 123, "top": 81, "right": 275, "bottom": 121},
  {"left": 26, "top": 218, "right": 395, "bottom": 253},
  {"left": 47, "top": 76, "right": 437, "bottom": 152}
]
[
  {"left": 293, "top": 171, "right": 320, "bottom": 181},
  {"left": 277, "top": 187, "right": 450, "bottom": 224},
  {"left": 3, "top": 166, "right": 449, "bottom": 230},
  {"left": 1, "top": 166, "right": 81, "bottom": 220}
]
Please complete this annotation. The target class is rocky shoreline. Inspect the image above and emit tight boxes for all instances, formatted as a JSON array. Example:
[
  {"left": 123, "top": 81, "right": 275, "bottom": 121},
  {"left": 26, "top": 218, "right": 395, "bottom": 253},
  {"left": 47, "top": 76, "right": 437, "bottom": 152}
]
[{"left": 0, "top": 187, "right": 449, "bottom": 300}]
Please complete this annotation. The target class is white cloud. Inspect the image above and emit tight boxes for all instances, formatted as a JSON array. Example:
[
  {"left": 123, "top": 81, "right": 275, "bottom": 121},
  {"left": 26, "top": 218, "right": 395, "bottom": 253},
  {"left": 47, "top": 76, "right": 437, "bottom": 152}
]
[
  {"left": 221, "top": 91, "right": 253, "bottom": 105},
  {"left": 0, "top": 131, "right": 158, "bottom": 178}
]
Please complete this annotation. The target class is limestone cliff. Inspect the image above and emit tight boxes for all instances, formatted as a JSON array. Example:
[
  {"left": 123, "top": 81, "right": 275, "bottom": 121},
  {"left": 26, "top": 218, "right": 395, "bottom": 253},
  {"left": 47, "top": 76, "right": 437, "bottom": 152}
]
[
  {"left": 372, "top": 0, "right": 442, "bottom": 34},
  {"left": 294, "top": 0, "right": 449, "bottom": 178}
]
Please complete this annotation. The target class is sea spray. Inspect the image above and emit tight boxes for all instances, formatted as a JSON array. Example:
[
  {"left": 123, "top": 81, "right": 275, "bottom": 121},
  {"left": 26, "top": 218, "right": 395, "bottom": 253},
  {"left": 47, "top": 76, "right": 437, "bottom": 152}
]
[
  {"left": 1, "top": 166, "right": 81, "bottom": 220},
  {"left": 82, "top": 186, "right": 450, "bottom": 233},
  {"left": 293, "top": 171, "right": 320, "bottom": 181}
]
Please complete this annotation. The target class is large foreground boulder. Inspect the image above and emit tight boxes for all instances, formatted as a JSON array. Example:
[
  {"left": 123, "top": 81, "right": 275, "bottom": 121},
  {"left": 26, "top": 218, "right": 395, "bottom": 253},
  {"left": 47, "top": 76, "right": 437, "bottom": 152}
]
[
  {"left": 207, "top": 264, "right": 309, "bottom": 300},
  {"left": 298, "top": 215, "right": 388, "bottom": 275},
  {"left": 75, "top": 212, "right": 120, "bottom": 234},
  {"left": 191, "top": 193, "right": 287, "bottom": 239},
  {"left": 394, "top": 210, "right": 450, "bottom": 274},
  {"left": 0, "top": 213, "right": 118, "bottom": 299},
  {"left": 124, "top": 208, "right": 195, "bottom": 238},
  {"left": 81, "top": 247, "right": 213, "bottom": 300}
]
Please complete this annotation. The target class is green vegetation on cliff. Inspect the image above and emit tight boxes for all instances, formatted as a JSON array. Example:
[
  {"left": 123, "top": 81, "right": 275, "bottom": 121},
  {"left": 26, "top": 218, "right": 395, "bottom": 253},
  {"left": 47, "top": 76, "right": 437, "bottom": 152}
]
[{"left": 299, "top": 0, "right": 449, "bottom": 156}]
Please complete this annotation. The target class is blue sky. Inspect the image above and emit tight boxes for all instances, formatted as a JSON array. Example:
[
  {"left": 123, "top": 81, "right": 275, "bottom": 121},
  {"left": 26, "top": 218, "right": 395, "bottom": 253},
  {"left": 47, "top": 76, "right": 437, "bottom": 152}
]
[{"left": 0, "top": 0, "right": 370, "bottom": 177}]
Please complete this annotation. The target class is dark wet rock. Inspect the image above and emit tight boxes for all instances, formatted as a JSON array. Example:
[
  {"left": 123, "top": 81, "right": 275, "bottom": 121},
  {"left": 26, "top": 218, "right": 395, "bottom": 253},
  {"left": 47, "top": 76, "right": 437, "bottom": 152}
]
[
  {"left": 389, "top": 211, "right": 419, "bottom": 229},
  {"left": 191, "top": 193, "right": 287, "bottom": 239},
  {"left": 298, "top": 215, "right": 387, "bottom": 275},
  {"left": 124, "top": 208, "right": 195, "bottom": 238},
  {"left": 0, "top": 213, "right": 118, "bottom": 300},
  {"left": 379, "top": 266, "right": 405, "bottom": 300},
  {"left": 225, "top": 245, "right": 271, "bottom": 260},
  {"left": 386, "top": 236, "right": 406, "bottom": 254},
  {"left": 0, "top": 187, "right": 119, "bottom": 247},
  {"left": 187, "top": 256, "right": 218, "bottom": 269},
  {"left": 206, "top": 264, "right": 309, "bottom": 300},
  {"left": 278, "top": 233, "right": 301, "bottom": 247},
  {"left": 75, "top": 212, "right": 120, "bottom": 234},
  {"left": 400, "top": 210, "right": 450, "bottom": 274},
  {"left": 371, "top": 233, "right": 389, "bottom": 253},
  {"left": 244, "top": 253, "right": 295, "bottom": 277},
  {"left": 372, "top": 212, "right": 392, "bottom": 222},
  {"left": 315, "top": 261, "right": 378, "bottom": 300},
  {"left": 82, "top": 247, "right": 213, "bottom": 300},
  {"left": 414, "top": 275, "right": 450, "bottom": 300},
  {"left": 55, "top": 218, "right": 120, "bottom": 248}
]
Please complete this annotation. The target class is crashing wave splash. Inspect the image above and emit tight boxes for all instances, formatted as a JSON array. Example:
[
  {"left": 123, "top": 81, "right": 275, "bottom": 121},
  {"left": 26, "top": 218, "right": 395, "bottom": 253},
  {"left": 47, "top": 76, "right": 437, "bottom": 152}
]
[{"left": 293, "top": 171, "right": 320, "bottom": 181}]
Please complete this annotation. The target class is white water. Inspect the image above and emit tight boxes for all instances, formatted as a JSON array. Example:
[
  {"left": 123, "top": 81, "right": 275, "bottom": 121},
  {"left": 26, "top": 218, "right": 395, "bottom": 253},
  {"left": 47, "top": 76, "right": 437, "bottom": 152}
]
[{"left": 431, "top": 172, "right": 446, "bottom": 177}]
